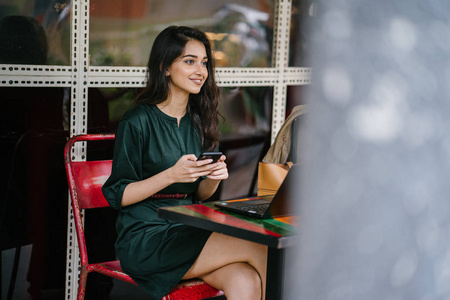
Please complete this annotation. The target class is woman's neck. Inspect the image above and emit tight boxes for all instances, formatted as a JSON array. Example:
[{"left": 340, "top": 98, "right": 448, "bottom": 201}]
[{"left": 157, "top": 94, "right": 189, "bottom": 123}]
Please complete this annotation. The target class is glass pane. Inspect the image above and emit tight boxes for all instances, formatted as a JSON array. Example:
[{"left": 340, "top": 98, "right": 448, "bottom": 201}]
[
  {"left": 219, "top": 86, "right": 272, "bottom": 199},
  {"left": 286, "top": 85, "right": 308, "bottom": 164},
  {"left": 287, "top": 84, "right": 309, "bottom": 115},
  {"left": 90, "top": 0, "right": 274, "bottom": 67},
  {"left": 220, "top": 86, "right": 272, "bottom": 135},
  {"left": 88, "top": 87, "right": 140, "bottom": 133},
  {"left": 289, "top": 0, "right": 315, "bottom": 67},
  {"left": 0, "top": 86, "right": 68, "bottom": 293},
  {"left": 0, "top": 1, "right": 71, "bottom": 65}
]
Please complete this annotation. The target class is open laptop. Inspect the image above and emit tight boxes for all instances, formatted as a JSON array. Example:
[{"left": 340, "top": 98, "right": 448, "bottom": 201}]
[{"left": 214, "top": 164, "right": 300, "bottom": 219}]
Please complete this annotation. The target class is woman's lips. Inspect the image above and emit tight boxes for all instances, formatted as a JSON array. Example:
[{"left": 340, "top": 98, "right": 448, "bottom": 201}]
[{"left": 190, "top": 78, "right": 203, "bottom": 85}]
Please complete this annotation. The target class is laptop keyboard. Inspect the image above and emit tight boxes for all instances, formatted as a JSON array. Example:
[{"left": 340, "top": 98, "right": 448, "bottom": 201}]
[{"left": 235, "top": 203, "right": 269, "bottom": 215}]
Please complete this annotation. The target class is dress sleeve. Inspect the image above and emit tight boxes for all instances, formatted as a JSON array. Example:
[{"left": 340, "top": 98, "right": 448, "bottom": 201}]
[{"left": 102, "top": 120, "right": 143, "bottom": 211}]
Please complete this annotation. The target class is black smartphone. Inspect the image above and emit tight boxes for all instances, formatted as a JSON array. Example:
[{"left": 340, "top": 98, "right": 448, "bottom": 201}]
[{"left": 197, "top": 151, "right": 222, "bottom": 163}]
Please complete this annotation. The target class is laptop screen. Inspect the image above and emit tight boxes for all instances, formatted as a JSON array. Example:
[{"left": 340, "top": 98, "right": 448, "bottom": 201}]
[{"left": 266, "top": 163, "right": 301, "bottom": 218}]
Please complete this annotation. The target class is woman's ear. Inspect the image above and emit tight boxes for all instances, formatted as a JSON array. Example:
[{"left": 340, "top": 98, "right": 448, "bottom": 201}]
[{"left": 160, "top": 63, "right": 169, "bottom": 75}]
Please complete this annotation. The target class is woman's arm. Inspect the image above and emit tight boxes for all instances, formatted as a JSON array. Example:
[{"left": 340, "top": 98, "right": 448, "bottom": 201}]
[
  {"left": 121, "top": 154, "right": 221, "bottom": 207},
  {"left": 121, "top": 167, "right": 176, "bottom": 207},
  {"left": 196, "top": 155, "right": 229, "bottom": 202}
]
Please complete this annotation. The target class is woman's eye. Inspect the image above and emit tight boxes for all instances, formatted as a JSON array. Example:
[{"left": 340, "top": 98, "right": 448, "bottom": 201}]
[
  {"left": 201, "top": 61, "right": 208, "bottom": 66},
  {"left": 185, "top": 59, "right": 194, "bottom": 64}
]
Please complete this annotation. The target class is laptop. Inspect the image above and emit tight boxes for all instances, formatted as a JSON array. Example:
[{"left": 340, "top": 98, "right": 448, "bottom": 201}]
[{"left": 214, "top": 164, "right": 300, "bottom": 219}]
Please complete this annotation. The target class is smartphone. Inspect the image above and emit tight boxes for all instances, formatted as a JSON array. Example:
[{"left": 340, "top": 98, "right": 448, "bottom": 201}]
[{"left": 197, "top": 151, "right": 222, "bottom": 163}]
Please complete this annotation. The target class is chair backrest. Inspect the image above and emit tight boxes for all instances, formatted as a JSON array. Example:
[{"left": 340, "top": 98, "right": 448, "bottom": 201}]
[
  {"left": 64, "top": 134, "right": 115, "bottom": 265},
  {"left": 64, "top": 134, "right": 114, "bottom": 209}
]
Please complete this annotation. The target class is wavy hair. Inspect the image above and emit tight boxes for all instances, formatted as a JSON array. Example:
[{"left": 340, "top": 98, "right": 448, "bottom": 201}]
[{"left": 136, "top": 26, "right": 221, "bottom": 151}]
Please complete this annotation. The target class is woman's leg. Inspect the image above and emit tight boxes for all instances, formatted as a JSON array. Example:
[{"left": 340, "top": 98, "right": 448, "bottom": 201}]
[
  {"left": 199, "top": 262, "right": 261, "bottom": 300},
  {"left": 183, "top": 232, "right": 268, "bottom": 299}
]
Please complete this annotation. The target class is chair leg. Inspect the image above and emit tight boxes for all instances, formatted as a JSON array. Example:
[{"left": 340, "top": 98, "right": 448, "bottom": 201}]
[
  {"left": 0, "top": 250, "right": 2, "bottom": 298},
  {"left": 6, "top": 246, "right": 21, "bottom": 300},
  {"left": 77, "top": 268, "right": 89, "bottom": 300}
]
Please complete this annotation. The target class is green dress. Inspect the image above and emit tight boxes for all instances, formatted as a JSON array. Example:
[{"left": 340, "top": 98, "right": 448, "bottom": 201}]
[{"left": 102, "top": 104, "right": 212, "bottom": 300}]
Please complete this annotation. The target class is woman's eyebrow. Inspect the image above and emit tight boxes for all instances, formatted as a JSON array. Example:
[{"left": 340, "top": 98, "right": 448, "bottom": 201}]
[{"left": 182, "top": 54, "right": 208, "bottom": 60}]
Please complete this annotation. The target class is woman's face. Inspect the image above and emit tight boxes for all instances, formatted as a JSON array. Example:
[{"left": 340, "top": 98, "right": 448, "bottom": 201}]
[{"left": 166, "top": 39, "right": 208, "bottom": 97}]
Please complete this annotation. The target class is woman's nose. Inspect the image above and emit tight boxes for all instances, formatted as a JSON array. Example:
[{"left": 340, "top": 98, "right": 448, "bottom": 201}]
[{"left": 195, "top": 63, "right": 207, "bottom": 76}]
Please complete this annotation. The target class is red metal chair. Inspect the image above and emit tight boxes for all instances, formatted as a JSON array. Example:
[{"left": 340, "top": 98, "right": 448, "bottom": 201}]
[{"left": 64, "top": 134, "right": 223, "bottom": 300}]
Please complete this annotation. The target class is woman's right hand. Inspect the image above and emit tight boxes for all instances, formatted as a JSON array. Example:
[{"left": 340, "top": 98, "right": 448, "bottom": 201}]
[{"left": 168, "top": 154, "right": 218, "bottom": 183}]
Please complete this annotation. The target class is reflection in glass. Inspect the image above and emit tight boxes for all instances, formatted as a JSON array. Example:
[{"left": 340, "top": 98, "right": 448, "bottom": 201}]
[
  {"left": 0, "top": 16, "right": 47, "bottom": 64},
  {"left": 88, "top": 88, "right": 140, "bottom": 133},
  {"left": 290, "top": 0, "right": 315, "bottom": 67},
  {"left": 0, "top": 86, "right": 68, "bottom": 296},
  {"left": 220, "top": 86, "right": 272, "bottom": 135},
  {"left": 207, "top": 4, "right": 273, "bottom": 67},
  {"left": 287, "top": 85, "right": 309, "bottom": 116},
  {"left": 219, "top": 86, "right": 272, "bottom": 199},
  {"left": 0, "top": 1, "right": 71, "bottom": 65},
  {"left": 90, "top": 0, "right": 274, "bottom": 67}
]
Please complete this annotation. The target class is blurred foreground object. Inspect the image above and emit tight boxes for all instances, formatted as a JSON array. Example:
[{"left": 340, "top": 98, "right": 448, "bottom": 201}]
[{"left": 286, "top": 0, "right": 450, "bottom": 299}]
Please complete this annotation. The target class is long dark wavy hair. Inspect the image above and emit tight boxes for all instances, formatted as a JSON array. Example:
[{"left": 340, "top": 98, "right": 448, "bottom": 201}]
[{"left": 136, "top": 26, "right": 221, "bottom": 151}]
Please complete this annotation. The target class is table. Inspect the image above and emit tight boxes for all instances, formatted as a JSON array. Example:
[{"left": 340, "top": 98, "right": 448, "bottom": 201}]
[{"left": 158, "top": 199, "right": 298, "bottom": 299}]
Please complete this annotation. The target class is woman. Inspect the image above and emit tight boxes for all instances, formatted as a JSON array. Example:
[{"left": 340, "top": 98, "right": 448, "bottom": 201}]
[{"left": 102, "top": 26, "right": 267, "bottom": 300}]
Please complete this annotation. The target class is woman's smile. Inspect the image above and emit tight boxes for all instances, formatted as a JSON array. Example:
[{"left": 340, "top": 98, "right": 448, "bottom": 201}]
[{"left": 190, "top": 77, "right": 204, "bottom": 85}]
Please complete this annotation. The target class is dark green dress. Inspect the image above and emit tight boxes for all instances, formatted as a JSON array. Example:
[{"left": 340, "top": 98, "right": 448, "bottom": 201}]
[{"left": 102, "top": 104, "right": 212, "bottom": 300}]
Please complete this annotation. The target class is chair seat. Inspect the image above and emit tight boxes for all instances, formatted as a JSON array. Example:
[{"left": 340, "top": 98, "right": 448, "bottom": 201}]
[
  {"left": 162, "top": 279, "right": 224, "bottom": 300},
  {"left": 89, "top": 260, "right": 224, "bottom": 299}
]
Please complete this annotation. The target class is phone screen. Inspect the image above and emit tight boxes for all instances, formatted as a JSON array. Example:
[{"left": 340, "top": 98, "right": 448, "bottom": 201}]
[{"left": 197, "top": 152, "right": 222, "bottom": 163}]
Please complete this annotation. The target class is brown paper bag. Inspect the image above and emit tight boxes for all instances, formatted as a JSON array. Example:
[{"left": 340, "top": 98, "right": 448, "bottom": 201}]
[{"left": 257, "top": 162, "right": 293, "bottom": 196}]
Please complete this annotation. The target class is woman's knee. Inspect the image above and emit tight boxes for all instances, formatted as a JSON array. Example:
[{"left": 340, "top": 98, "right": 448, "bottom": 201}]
[{"left": 225, "top": 264, "right": 262, "bottom": 299}]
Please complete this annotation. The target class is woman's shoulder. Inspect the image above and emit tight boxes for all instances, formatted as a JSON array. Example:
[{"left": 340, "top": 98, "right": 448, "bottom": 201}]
[
  {"left": 121, "top": 103, "right": 155, "bottom": 122},
  {"left": 116, "top": 104, "right": 157, "bottom": 135}
]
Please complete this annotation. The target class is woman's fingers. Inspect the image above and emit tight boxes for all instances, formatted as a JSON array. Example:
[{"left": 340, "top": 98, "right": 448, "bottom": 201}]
[
  {"left": 173, "top": 155, "right": 220, "bottom": 182},
  {"left": 206, "top": 161, "right": 228, "bottom": 180}
]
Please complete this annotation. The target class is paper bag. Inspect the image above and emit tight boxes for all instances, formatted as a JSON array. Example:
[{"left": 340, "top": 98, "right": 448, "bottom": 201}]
[{"left": 257, "top": 162, "right": 292, "bottom": 196}]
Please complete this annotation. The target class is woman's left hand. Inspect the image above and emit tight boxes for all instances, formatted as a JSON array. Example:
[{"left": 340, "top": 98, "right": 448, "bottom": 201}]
[
  {"left": 205, "top": 155, "right": 228, "bottom": 181},
  {"left": 196, "top": 155, "right": 228, "bottom": 201}
]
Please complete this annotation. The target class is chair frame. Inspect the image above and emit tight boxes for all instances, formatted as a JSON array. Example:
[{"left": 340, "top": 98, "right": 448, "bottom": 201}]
[{"left": 64, "top": 134, "right": 223, "bottom": 300}]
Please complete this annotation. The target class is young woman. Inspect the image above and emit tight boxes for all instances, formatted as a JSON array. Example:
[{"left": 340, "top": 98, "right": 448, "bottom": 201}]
[{"left": 102, "top": 26, "right": 267, "bottom": 300}]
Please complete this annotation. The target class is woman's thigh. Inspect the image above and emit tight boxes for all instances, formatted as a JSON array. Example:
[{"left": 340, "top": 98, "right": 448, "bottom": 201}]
[{"left": 183, "top": 232, "right": 268, "bottom": 279}]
